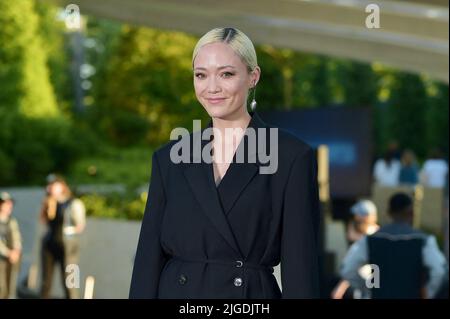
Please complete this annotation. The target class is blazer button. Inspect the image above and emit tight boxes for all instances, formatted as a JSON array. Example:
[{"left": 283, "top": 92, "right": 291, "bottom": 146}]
[
  {"left": 178, "top": 274, "right": 187, "bottom": 285},
  {"left": 233, "top": 277, "right": 243, "bottom": 287}
]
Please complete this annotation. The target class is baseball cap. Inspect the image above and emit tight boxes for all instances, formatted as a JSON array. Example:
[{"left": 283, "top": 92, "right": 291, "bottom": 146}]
[
  {"left": 351, "top": 200, "right": 377, "bottom": 217},
  {"left": 46, "top": 173, "right": 66, "bottom": 184},
  {"left": 0, "top": 192, "right": 14, "bottom": 204}
]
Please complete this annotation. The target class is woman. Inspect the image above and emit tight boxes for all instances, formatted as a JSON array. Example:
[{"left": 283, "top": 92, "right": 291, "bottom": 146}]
[
  {"left": 420, "top": 148, "right": 448, "bottom": 188},
  {"left": 373, "top": 148, "right": 401, "bottom": 187},
  {"left": 399, "top": 149, "right": 419, "bottom": 186},
  {"left": 40, "top": 176, "right": 86, "bottom": 299},
  {"left": 130, "top": 27, "right": 320, "bottom": 299}
]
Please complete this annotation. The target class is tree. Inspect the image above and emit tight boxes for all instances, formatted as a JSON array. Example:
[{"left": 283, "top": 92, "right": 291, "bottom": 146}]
[
  {"left": 388, "top": 73, "right": 428, "bottom": 158},
  {"left": 90, "top": 25, "right": 207, "bottom": 146},
  {"left": 35, "top": 1, "right": 73, "bottom": 115},
  {"left": 339, "top": 61, "right": 379, "bottom": 108},
  {"left": 0, "top": 0, "right": 59, "bottom": 118},
  {"left": 427, "top": 82, "right": 449, "bottom": 157}
]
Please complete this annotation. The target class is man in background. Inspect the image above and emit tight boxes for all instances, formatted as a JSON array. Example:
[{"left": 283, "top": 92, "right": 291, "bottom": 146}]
[
  {"left": 340, "top": 192, "right": 447, "bottom": 298},
  {"left": 0, "top": 192, "right": 22, "bottom": 299}
]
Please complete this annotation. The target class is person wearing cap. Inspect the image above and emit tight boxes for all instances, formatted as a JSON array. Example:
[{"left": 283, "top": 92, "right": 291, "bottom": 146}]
[
  {"left": 339, "top": 192, "right": 448, "bottom": 299},
  {"left": 346, "top": 200, "right": 380, "bottom": 245},
  {"left": 0, "top": 192, "right": 22, "bottom": 299},
  {"left": 331, "top": 200, "right": 379, "bottom": 299},
  {"left": 39, "top": 177, "right": 86, "bottom": 299}
]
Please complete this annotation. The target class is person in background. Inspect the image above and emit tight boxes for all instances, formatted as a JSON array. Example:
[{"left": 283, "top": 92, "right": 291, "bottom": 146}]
[
  {"left": 0, "top": 192, "right": 22, "bottom": 299},
  {"left": 346, "top": 200, "right": 380, "bottom": 245},
  {"left": 420, "top": 148, "right": 449, "bottom": 188},
  {"left": 399, "top": 149, "right": 419, "bottom": 186},
  {"left": 339, "top": 192, "right": 448, "bottom": 299},
  {"left": 373, "top": 148, "right": 401, "bottom": 187},
  {"left": 39, "top": 176, "right": 86, "bottom": 299},
  {"left": 331, "top": 200, "right": 379, "bottom": 299},
  {"left": 387, "top": 140, "right": 402, "bottom": 160}
]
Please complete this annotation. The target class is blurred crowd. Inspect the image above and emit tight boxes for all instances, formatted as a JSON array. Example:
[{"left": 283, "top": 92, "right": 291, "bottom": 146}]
[
  {"left": 373, "top": 143, "right": 448, "bottom": 189},
  {"left": 0, "top": 176, "right": 85, "bottom": 299}
]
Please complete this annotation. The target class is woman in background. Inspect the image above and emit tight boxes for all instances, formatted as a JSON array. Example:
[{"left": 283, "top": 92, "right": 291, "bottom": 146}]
[
  {"left": 399, "top": 149, "right": 419, "bottom": 186},
  {"left": 40, "top": 176, "right": 86, "bottom": 299}
]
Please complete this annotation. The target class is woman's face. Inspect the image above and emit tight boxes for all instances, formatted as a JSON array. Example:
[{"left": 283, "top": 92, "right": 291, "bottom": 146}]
[
  {"left": 49, "top": 182, "right": 65, "bottom": 198},
  {"left": 193, "top": 42, "right": 260, "bottom": 120}
]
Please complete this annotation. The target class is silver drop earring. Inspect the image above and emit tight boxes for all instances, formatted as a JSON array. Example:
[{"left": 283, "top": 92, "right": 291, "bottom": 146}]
[{"left": 250, "top": 83, "right": 257, "bottom": 111}]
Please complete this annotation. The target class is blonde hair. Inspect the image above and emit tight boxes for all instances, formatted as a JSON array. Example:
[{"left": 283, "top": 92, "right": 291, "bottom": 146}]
[{"left": 192, "top": 27, "right": 258, "bottom": 73}]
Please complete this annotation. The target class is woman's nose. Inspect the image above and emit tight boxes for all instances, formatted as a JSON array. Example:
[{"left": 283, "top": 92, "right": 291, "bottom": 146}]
[{"left": 207, "top": 78, "right": 220, "bottom": 93}]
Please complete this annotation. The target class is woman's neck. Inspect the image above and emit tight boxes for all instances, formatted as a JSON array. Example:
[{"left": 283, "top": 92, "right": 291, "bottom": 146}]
[
  {"left": 211, "top": 108, "right": 251, "bottom": 136},
  {"left": 211, "top": 108, "right": 252, "bottom": 164}
]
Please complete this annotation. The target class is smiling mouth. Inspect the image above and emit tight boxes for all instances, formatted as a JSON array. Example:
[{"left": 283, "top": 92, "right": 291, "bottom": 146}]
[{"left": 207, "top": 98, "right": 226, "bottom": 104}]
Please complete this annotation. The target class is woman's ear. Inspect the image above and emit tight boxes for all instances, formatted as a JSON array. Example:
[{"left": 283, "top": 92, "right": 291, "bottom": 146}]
[{"left": 250, "top": 66, "right": 261, "bottom": 88}]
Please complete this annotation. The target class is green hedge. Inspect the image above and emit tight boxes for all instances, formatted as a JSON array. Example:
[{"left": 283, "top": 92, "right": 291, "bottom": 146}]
[
  {"left": 0, "top": 114, "right": 101, "bottom": 186},
  {"left": 79, "top": 191, "right": 147, "bottom": 221},
  {"left": 67, "top": 147, "right": 153, "bottom": 190}
]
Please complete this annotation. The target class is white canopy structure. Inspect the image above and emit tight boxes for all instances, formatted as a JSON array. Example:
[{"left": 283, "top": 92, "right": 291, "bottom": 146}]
[{"left": 44, "top": 0, "right": 449, "bottom": 83}]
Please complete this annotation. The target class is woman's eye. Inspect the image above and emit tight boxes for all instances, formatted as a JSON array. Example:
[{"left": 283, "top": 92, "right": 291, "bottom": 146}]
[
  {"left": 195, "top": 73, "right": 205, "bottom": 79},
  {"left": 222, "top": 72, "right": 234, "bottom": 78}
]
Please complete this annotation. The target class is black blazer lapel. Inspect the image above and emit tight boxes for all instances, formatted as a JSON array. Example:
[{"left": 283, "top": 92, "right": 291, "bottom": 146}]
[
  {"left": 180, "top": 112, "right": 269, "bottom": 258},
  {"left": 182, "top": 133, "right": 243, "bottom": 258},
  {"left": 217, "top": 112, "right": 267, "bottom": 215},
  {"left": 216, "top": 152, "right": 259, "bottom": 216}
]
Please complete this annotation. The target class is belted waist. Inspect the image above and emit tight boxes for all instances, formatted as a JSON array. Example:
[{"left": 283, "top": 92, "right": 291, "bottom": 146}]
[{"left": 171, "top": 256, "right": 274, "bottom": 273}]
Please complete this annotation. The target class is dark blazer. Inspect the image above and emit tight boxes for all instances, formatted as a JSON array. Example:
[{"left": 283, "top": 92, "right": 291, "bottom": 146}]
[{"left": 129, "top": 112, "right": 320, "bottom": 299}]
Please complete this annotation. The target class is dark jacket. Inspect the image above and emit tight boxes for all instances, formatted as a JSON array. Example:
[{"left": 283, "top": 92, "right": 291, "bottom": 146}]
[
  {"left": 129, "top": 112, "right": 320, "bottom": 299},
  {"left": 368, "top": 223, "right": 427, "bottom": 299}
]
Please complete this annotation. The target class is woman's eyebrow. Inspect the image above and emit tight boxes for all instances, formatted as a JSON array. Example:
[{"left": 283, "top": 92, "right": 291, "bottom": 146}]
[{"left": 194, "top": 65, "right": 236, "bottom": 71}]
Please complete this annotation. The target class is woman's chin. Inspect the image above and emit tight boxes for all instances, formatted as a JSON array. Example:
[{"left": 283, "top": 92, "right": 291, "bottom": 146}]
[{"left": 205, "top": 106, "right": 230, "bottom": 118}]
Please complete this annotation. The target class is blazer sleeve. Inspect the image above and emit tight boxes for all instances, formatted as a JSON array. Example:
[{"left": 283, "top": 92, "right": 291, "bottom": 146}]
[
  {"left": 129, "top": 152, "right": 168, "bottom": 298},
  {"left": 281, "top": 147, "right": 321, "bottom": 298}
]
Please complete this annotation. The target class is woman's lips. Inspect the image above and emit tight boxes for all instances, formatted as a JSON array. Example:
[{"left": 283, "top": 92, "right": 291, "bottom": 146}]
[{"left": 207, "top": 98, "right": 226, "bottom": 104}]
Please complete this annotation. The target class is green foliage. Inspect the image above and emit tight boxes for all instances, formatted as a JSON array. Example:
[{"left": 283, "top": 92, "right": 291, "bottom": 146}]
[
  {"left": 338, "top": 61, "right": 379, "bottom": 108},
  {"left": 256, "top": 47, "right": 335, "bottom": 109},
  {"left": 79, "top": 191, "right": 146, "bottom": 220},
  {"left": 67, "top": 147, "right": 153, "bottom": 189},
  {"left": 0, "top": 1, "right": 104, "bottom": 186},
  {"left": 0, "top": 150, "right": 14, "bottom": 185},
  {"left": 388, "top": 73, "right": 428, "bottom": 158},
  {"left": 35, "top": 1, "right": 73, "bottom": 114},
  {"left": 99, "top": 109, "right": 151, "bottom": 146},
  {"left": 0, "top": 0, "right": 59, "bottom": 118},
  {"left": 89, "top": 25, "right": 208, "bottom": 146},
  {"left": 254, "top": 46, "right": 284, "bottom": 110},
  {"left": 0, "top": 114, "right": 100, "bottom": 185},
  {"left": 13, "top": 140, "right": 53, "bottom": 183},
  {"left": 426, "top": 83, "right": 449, "bottom": 156},
  {"left": 309, "top": 56, "right": 333, "bottom": 107}
]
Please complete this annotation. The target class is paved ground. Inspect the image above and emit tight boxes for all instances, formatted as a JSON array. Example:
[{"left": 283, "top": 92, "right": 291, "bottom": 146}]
[{"left": 0, "top": 187, "right": 141, "bottom": 298}]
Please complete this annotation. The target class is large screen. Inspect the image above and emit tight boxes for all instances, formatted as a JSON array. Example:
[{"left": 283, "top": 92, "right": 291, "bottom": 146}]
[{"left": 260, "top": 107, "right": 373, "bottom": 199}]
